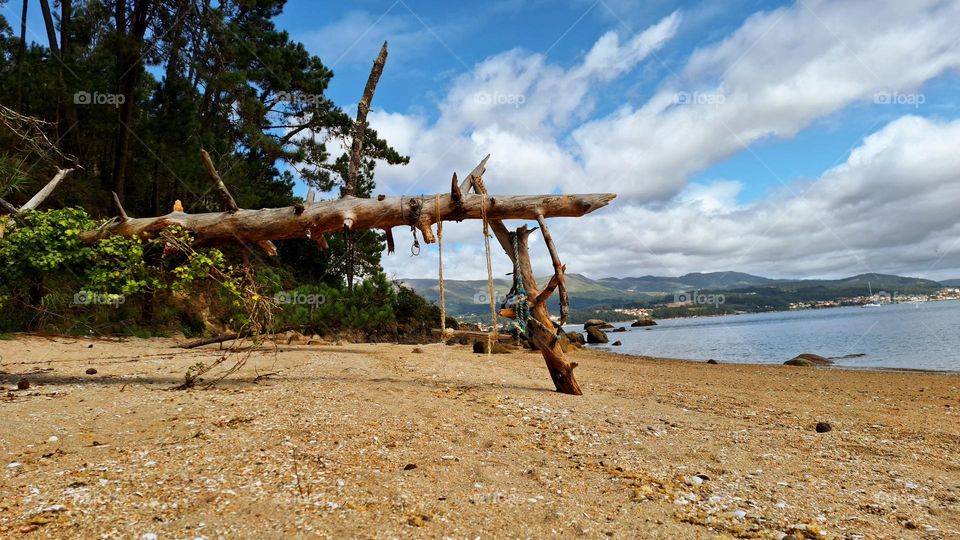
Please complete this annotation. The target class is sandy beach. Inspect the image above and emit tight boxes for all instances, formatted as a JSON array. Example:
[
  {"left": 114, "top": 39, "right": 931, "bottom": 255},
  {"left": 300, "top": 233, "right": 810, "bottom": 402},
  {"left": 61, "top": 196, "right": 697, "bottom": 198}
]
[{"left": 1, "top": 335, "right": 958, "bottom": 538}]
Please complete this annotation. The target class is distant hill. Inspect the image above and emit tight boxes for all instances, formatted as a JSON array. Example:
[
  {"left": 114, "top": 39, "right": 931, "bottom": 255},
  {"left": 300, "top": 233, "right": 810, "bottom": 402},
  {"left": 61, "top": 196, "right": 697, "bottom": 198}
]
[
  {"left": 399, "top": 273, "right": 652, "bottom": 316},
  {"left": 597, "top": 271, "right": 775, "bottom": 293},
  {"left": 399, "top": 271, "right": 945, "bottom": 318},
  {"left": 940, "top": 279, "right": 960, "bottom": 287}
]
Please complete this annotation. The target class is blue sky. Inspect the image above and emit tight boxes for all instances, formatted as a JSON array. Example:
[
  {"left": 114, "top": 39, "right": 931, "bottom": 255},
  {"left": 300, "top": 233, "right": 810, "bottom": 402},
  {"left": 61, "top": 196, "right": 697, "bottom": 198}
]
[
  {"left": 277, "top": 0, "right": 960, "bottom": 281},
  {"left": 277, "top": 0, "right": 959, "bottom": 207},
  {"left": 8, "top": 0, "right": 960, "bottom": 281}
]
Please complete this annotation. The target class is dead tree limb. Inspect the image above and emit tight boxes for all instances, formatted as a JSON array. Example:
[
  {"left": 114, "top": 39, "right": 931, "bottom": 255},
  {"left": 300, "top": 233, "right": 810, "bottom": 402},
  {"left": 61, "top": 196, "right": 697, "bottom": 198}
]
[
  {"left": 111, "top": 191, "right": 129, "bottom": 221},
  {"left": 456, "top": 158, "right": 583, "bottom": 395},
  {"left": 0, "top": 198, "right": 26, "bottom": 226},
  {"left": 534, "top": 264, "right": 566, "bottom": 307},
  {"left": 199, "top": 149, "right": 277, "bottom": 257},
  {"left": 200, "top": 149, "right": 239, "bottom": 212},
  {"left": 511, "top": 225, "right": 582, "bottom": 395},
  {"left": 79, "top": 192, "right": 615, "bottom": 246},
  {"left": 535, "top": 214, "right": 570, "bottom": 325},
  {"left": 22, "top": 168, "right": 73, "bottom": 210},
  {"left": 459, "top": 154, "right": 490, "bottom": 193},
  {"left": 346, "top": 41, "right": 388, "bottom": 196}
]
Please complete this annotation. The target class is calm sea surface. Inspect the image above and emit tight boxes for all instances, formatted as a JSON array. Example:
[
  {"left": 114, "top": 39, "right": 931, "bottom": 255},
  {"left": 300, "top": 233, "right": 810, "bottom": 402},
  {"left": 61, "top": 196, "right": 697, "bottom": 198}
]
[{"left": 571, "top": 300, "right": 960, "bottom": 371}]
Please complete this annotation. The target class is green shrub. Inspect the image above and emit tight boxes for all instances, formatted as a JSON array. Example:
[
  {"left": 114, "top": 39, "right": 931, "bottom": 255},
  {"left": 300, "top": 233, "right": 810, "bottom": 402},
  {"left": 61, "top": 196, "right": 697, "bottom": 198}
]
[{"left": 0, "top": 208, "right": 244, "bottom": 334}]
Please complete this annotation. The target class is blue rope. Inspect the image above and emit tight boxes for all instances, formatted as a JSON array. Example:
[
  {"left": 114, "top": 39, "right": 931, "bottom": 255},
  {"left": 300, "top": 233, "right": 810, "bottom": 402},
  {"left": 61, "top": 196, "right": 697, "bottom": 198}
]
[{"left": 509, "top": 232, "right": 530, "bottom": 335}]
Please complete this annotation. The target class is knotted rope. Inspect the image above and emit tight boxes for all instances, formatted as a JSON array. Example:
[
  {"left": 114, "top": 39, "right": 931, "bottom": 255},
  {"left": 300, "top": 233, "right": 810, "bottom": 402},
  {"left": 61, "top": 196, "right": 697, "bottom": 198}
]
[
  {"left": 481, "top": 193, "right": 497, "bottom": 355},
  {"left": 506, "top": 231, "right": 530, "bottom": 336}
]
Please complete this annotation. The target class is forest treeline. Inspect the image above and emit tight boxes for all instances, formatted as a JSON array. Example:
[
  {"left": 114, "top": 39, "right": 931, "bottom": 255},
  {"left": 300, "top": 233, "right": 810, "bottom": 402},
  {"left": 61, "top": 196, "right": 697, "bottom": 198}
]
[{"left": 0, "top": 0, "right": 444, "bottom": 338}]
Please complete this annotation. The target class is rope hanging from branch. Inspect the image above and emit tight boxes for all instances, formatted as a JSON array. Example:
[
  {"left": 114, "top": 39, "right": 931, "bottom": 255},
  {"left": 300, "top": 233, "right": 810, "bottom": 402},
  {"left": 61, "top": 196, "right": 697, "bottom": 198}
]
[
  {"left": 481, "top": 193, "right": 497, "bottom": 355},
  {"left": 401, "top": 196, "right": 422, "bottom": 256},
  {"left": 502, "top": 231, "right": 530, "bottom": 336},
  {"left": 435, "top": 194, "right": 448, "bottom": 341}
]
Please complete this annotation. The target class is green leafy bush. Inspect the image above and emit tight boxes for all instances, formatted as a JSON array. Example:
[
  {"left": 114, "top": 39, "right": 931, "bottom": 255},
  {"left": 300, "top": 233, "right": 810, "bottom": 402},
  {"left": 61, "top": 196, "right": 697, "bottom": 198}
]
[{"left": 0, "top": 208, "right": 244, "bottom": 334}]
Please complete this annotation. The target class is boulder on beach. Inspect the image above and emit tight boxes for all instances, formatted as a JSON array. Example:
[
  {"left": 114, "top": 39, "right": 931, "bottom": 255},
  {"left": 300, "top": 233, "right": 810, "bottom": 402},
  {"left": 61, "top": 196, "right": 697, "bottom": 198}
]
[
  {"left": 472, "top": 340, "right": 512, "bottom": 354},
  {"left": 611, "top": 340, "right": 622, "bottom": 346},
  {"left": 566, "top": 331, "right": 586, "bottom": 346},
  {"left": 631, "top": 318, "right": 657, "bottom": 327},
  {"left": 556, "top": 330, "right": 581, "bottom": 353},
  {"left": 583, "top": 319, "right": 607, "bottom": 329},
  {"left": 784, "top": 353, "right": 834, "bottom": 367},
  {"left": 585, "top": 326, "right": 608, "bottom": 344}
]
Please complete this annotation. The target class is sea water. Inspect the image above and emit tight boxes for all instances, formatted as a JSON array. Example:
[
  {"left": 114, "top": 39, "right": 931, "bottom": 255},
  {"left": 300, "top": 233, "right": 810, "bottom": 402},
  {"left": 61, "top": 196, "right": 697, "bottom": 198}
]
[{"left": 571, "top": 300, "right": 960, "bottom": 371}]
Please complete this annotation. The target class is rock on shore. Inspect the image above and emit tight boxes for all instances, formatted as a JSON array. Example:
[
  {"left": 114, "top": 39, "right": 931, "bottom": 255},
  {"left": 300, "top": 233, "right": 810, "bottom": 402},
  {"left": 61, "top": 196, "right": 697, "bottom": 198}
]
[
  {"left": 586, "top": 326, "right": 609, "bottom": 344},
  {"left": 784, "top": 353, "right": 834, "bottom": 367}
]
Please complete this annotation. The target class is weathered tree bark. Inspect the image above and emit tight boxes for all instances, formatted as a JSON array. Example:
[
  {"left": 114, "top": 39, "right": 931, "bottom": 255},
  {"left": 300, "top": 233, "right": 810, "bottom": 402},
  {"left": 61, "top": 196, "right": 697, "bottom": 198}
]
[
  {"left": 459, "top": 160, "right": 584, "bottom": 395},
  {"left": 38, "top": 0, "right": 82, "bottom": 154},
  {"left": 344, "top": 41, "right": 389, "bottom": 291},
  {"left": 67, "top": 151, "right": 611, "bottom": 395},
  {"left": 15, "top": 0, "right": 27, "bottom": 108},
  {"left": 346, "top": 41, "right": 387, "bottom": 197},
  {"left": 22, "top": 169, "right": 73, "bottom": 210},
  {"left": 79, "top": 192, "right": 615, "bottom": 246},
  {"left": 535, "top": 214, "right": 570, "bottom": 326},
  {"left": 511, "top": 226, "right": 583, "bottom": 395}
]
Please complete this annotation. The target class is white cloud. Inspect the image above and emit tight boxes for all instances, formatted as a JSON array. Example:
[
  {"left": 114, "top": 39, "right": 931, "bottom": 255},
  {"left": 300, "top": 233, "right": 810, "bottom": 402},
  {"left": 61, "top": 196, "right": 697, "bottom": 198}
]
[
  {"left": 551, "top": 116, "right": 960, "bottom": 279},
  {"left": 358, "top": 0, "right": 960, "bottom": 280}
]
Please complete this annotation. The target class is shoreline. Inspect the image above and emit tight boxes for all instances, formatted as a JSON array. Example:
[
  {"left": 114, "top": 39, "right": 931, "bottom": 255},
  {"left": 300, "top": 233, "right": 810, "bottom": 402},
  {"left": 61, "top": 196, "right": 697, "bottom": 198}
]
[
  {"left": 587, "top": 347, "right": 960, "bottom": 375},
  {"left": 2, "top": 336, "right": 958, "bottom": 537},
  {"left": 564, "top": 296, "right": 960, "bottom": 325}
]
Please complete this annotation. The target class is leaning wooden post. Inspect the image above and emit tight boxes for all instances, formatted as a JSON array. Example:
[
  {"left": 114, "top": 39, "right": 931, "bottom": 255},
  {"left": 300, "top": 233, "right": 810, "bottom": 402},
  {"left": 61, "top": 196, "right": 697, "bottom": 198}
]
[
  {"left": 458, "top": 156, "right": 584, "bottom": 395},
  {"left": 511, "top": 225, "right": 582, "bottom": 395}
]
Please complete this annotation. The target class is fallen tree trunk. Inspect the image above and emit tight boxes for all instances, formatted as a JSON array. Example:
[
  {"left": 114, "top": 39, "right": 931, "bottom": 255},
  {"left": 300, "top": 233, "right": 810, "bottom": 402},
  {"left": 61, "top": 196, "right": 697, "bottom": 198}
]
[
  {"left": 66, "top": 150, "right": 614, "bottom": 395},
  {"left": 80, "top": 192, "right": 615, "bottom": 246}
]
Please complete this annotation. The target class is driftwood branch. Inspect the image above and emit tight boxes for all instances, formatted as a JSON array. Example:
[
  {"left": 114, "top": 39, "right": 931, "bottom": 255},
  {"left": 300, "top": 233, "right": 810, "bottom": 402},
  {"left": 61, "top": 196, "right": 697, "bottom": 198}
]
[
  {"left": 511, "top": 226, "right": 582, "bottom": 395},
  {"left": 450, "top": 172, "right": 462, "bottom": 203},
  {"left": 535, "top": 214, "right": 570, "bottom": 325},
  {"left": 200, "top": 149, "right": 239, "bottom": 212},
  {"left": 346, "top": 41, "right": 388, "bottom": 196},
  {"left": 459, "top": 154, "right": 490, "bottom": 193},
  {"left": 21, "top": 168, "right": 73, "bottom": 210},
  {"left": 0, "top": 198, "right": 26, "bottom": 226},
  {"left": 454, "top": 156, "right": 583, "bottom": 395},
  {"left": 79, "top": 192, "right": 615, "bottom": 246},
  {"left": 112, "top": 191, "right": 129, "bottom": 221},
  {"left": 534, "top": 264, "right": 566, "bottom": 307},
  {"left": 256, "top": 240, "right": 278, "bottom": 256}
]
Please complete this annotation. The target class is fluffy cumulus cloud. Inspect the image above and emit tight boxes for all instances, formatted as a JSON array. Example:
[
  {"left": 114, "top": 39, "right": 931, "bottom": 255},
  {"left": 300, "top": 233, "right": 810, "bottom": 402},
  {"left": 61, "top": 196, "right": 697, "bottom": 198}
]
[
  {"left": 341, "top": 0, "right": 960, "bottom": 280},
  {"left": 557, "top": 116, "right": 960, "bottom": 279}
]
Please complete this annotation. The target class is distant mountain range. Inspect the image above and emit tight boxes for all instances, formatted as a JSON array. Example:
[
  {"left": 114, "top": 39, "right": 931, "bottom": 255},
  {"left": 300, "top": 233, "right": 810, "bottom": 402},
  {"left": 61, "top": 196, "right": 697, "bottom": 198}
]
[{"left": 399, "top": 271, "right": 950, "bottom": 317}]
